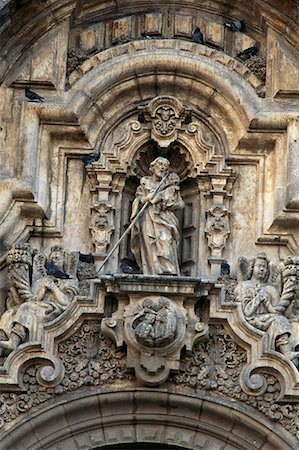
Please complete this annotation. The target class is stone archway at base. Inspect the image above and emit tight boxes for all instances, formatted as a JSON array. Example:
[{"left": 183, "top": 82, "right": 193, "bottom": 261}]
[{"left": 2, "top": 389, "right": 297, "bottom": 450}]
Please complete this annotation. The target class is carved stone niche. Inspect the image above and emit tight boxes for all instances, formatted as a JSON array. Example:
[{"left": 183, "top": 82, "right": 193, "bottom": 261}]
[
  {"left": 100, "top": 275, "right": 209, "bottom": 386},
  {"left": 87, "top": 95, "right": 236, "bottom": 278}
]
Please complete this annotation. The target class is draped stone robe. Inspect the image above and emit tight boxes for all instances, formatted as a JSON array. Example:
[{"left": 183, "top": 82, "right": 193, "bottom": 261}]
[{"left": 130, "top": 175, "right": 184, "bottom": 275}]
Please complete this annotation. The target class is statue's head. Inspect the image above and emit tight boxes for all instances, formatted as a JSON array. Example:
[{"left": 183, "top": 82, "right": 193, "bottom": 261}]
[
  {"left": 49, "top": 245, "right": 65, "bottom": 271},
  {"left": 146, "top": 313, "right": 156, "bottom": 324},
  {"left": 159, "top": 106, "right": 171, "bottom": 121},
  {"left": 149, "top": 157, "right": 170, "bottom": 179},
  {"left": 168, "top": 172, "right": 180, "bottom": 185},
  {"left": 252, "top": 252, "right": 269, "bottom": 282}
]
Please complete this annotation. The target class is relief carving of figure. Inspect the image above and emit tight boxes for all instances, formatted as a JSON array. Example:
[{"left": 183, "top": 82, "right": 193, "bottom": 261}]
[
  {"left": 154, "top": 106, "right": 176, "bottom": 136},
  {"left": 235, "top": 252, "right": 299, "bottom": 361},
  {"left": 132, "top": 297, "right": 177, "bottom": 347},
  {"left": 0, "top": 244, "right": 78, "bottom": 355},
  {"left": 130, "top": 157, "right": 184, "bottom": 275}
]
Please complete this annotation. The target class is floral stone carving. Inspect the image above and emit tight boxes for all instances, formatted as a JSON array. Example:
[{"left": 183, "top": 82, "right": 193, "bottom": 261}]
[
  {"left": 2, "top": 322, "right": 299, "bottom": 443},
  {"left": 171, "top": 325, "right": 299, "bottom": 440},
  {"left": 0, "top": 320, "right": 131, "bottom": 430}
]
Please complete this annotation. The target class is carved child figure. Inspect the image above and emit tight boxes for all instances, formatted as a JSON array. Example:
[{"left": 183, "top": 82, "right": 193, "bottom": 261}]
[{"left": 235, "top": 252, "right": 299, "bottom": 361}]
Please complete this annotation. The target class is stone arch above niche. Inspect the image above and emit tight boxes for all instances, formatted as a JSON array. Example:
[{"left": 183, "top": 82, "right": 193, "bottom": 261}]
[{"left": 87, "top": 95, "right": 236, "bottom": 277}]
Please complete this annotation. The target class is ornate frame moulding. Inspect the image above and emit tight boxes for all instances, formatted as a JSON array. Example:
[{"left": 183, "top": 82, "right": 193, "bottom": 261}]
[
  {"left": 86, "top": 94, "right": 236, "bottom": 278},
  {"left": 142, "top": 96, "right": 188, "bottom": 148},
  {"left": 100, "top": 275, "right": 210, "bottom": 386}
]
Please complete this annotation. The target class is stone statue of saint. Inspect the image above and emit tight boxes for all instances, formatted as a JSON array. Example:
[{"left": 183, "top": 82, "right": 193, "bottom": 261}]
[
  {"left": 0, "top": 244, "right": 78, "bottom": 354},
  {"left": 130, "top": 157, "right": 184, "bottom": 275},
  {"left": 235, "top": 252, "right": 299, "bottom": 360}
]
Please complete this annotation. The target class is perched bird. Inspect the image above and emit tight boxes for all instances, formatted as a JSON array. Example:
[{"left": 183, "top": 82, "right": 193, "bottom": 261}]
[
  {"left": 224, "top": 20, "right": 245, "bottom": 32},
  {"left": 237, "top": 44, "right": 258, "bottom": 60},
  {"left": 220, "top": 260, "right": 231, "bottom": 276},
  {"left": 192, "top": 27, "right": 204, "bottom": 44},
  {"left": 141, "top": 31, "right": 160, "bottom": 39},
  {"left": 138, "top": 111, "right": 145, "bottom": 123},
  {"left": 120, "top": 258, "right": 140, "bottom": 274},
  {"left": 79, "top": 252, "right": 94, "bottom": 264},
  {"left": 184, "top": 112, "right": 193, "bottom": 124},
  {"left": 81, "top": 153, "right": 98, "bottom": 165},
  {"left": 46, "top": 261, "right": 70, "bottom": 279},
  {"left": 25, "top": 87, "right": 44, "bottom": 102}
]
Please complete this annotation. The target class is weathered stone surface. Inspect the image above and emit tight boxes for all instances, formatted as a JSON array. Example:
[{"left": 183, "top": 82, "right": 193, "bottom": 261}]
[{"left": 0, "top": 0, "right": 298, "bottom": 448}]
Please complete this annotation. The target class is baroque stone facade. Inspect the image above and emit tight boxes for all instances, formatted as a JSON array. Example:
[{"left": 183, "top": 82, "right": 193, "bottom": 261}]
[{"left": 0, "top": 1, "right": 299, "bottom": 449}]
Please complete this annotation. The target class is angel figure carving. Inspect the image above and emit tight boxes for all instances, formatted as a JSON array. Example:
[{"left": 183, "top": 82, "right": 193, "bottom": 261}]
[
  {"left": 0, "top": 244, "right": 78, "bottom": 355},
  {"left": 235, "top": 252, "right": 299, "bottom": 361}
]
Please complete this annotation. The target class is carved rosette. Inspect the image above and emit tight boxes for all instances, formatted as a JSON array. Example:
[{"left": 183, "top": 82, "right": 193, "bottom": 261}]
[
  {"left": 90, "top": 202, "right": 115, "bottom": 254},
  {"left": 142, "top": 96, "right": 188, "bottom": 147}
]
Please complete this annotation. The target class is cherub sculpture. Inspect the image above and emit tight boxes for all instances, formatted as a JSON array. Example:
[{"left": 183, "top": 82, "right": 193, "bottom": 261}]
[{"left": 235, "top": 252, "right": 299, "bottom": 361}]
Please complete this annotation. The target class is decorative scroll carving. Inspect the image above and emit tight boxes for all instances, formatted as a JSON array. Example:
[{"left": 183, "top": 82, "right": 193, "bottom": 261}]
[
  {"left": 0, "top": 244, "right": 79, "bottom": 355},
  {"left": 0, "top": 320, "right": 131, "bottom": 429},
  {"left": 77, "top": 260, "right": 97, "bottom": 296},
  {"left": 102, "top": 295, "right": 189, "bottom": 386},
  {"left": 217, "top": 274, "right": 238, "bottom": 302},
  {"left": 142, "top": 96, "right": 188, "bottom": 147},
  {"left": 90, "top": 202, "right": 115, "bottom": 254},
  {"left": 204, "top": 176, "right": 235, "bottom": 277},
  {"left": 131, "top": 157, "right": 184, "bottom": 275},
  {"left": 235, "top": 252, "right": 299, "bottom": 363},
  {"left": 171, "top": 325, "right": 299, "bottom": 437},
  {"left": 206, "top": 205, "right": 230, "bottom": 253},
  {"left": 172, "top": 325, "right": 247, "bottom": 389},
  {"left": 100, "top": 276, "right": 210, "bottom": 386}
]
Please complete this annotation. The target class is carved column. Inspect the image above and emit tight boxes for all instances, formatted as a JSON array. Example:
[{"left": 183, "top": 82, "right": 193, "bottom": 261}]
[
  {"left": 204, "top": 173, "right": 235, "bottom": 278},
  {"left": 87, "top": 158, "right": 129, "bottom": 274}
]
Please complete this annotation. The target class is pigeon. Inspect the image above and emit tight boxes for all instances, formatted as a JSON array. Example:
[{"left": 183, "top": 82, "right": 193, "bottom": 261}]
[
  {"left": 192, "top": 27, "right": 204, "bottom": 44},
  {"left": 237, "top": 44, "right": 258, "bottom": 60},
  {"left": 25, "top": 87, "right": 44, "bottom": 102},
  {"left": 141, "top": 31, "right": 160, "bottom": 39},
  {"left": 120, "top": 258, "right": 140, "bottom": 274},
  {"left": 184, "top": 112, "right": 193, "bottom": 124},
  {"left": 79, "top": 252, "right": 94, "bottom": 264},
  {"left": 220, "top": 260, "right": 230, "bottom": 276},
  {"left": 138, "top": 111, "right": 145, "bottom": 123},
  {"left": 46, "top": 261, "right": 70, "bottom": 279},
  {"left": 81, "top": 153, "right": 98, "bottom": 165},
  {"left": 224, "top": 20, "right": 245, "bottom": 32}
]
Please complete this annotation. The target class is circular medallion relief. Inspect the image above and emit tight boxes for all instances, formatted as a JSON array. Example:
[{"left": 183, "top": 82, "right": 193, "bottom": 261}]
[{"left": 128, "top": 296, "right": 179, "bottom": 349}]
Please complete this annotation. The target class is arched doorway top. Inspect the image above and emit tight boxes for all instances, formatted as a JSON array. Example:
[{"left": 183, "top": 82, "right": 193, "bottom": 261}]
[{"left": 2, "top": 389, "right": 297, "bottom": 450}]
